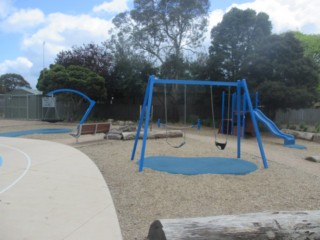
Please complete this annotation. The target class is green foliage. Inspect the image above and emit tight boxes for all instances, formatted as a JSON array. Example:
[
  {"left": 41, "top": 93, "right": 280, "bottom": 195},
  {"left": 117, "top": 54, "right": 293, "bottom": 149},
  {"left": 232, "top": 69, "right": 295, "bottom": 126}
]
[
  {"left": 187, "top": 114, "right": 199, "bottom": 125},
  {"left": 37, "top": 64, "right": 107, "bottom": 102},
  {"left": 246, "top": 33, "right": 319, "bottom": 118},
  {"left": 209, "top": 8, "right": 272, "bottom": 80},
  {"left": 0, "top": 73, "right": 31, "bottom": 93},
  {"left": 201, "top": 118, "right": 213, "bottom": 127},
  {"left": 299, "top": 122, "right": 308, "bottom": 132},
  {"left": 112, "top": 0, "right": 210, "bottom": 79},
  {"left": 293, "top": 32, "right": 320, "bottom": 95},
  {"left": 108, "top": 53, "right": 157, "bottom": 102},
  {"left": 55, "top": 43, "right": 113, "bottom": 79},
  {"left": 315, "top": 122, "right": 320, "bottom": 133},
  {"left": 160, "top": 55, "right": 190, "bottom": 79},
  {"left": 287, "top": 124, "right": 297, "bottom": 130},
  {"left": 293, "top": 31, "right": 320, "bottom": 67}
]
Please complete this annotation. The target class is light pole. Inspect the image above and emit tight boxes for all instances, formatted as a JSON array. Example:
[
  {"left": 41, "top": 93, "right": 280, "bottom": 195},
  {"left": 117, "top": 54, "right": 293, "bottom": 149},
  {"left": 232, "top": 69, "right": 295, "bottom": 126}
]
[{"left": 43, "top": 41, "right": 45, "bottom": 70}]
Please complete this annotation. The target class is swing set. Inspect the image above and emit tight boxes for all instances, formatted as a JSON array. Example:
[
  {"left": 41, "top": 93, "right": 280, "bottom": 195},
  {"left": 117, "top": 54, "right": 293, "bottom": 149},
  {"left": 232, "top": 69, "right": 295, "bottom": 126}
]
[
  {"left": 131, "top": 75, "right": 268, "bottom": 172},
  {"left": 161, "top": 84, "right": 199, "bottom": 149},
  {"left": 161, "top": 83, "right": 231, "bottom": 150}
]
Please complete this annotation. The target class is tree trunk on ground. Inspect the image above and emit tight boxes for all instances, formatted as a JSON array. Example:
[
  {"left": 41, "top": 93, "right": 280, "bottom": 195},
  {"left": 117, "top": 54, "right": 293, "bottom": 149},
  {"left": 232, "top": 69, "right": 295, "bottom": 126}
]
[{"left": 148, "top": 210, "right": 320, "bottom": 240}]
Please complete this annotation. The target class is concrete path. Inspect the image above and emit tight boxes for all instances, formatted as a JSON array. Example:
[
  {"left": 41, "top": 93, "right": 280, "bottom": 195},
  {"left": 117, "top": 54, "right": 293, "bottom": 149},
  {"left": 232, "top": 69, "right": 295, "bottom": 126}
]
[{"left": 0, "top": 137, "right": 122, "bottom": 240}]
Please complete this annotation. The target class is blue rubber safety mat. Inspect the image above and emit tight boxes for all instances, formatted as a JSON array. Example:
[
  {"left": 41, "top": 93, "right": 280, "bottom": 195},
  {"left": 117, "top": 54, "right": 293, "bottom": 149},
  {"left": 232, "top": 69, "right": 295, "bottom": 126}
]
[
  {"left": 0, "top": 128, "right": 72, "bottom": 137},
  {"left": 139, "top": 156, "right": 258, "bottom": 175},
  {"left": 284, "top": 144, "right": 307, "bottom": 150}
]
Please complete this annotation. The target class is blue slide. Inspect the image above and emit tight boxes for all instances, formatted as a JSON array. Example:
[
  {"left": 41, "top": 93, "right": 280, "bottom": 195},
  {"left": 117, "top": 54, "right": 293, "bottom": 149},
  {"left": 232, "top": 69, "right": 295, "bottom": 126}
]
[{"left": 253, "top": 109, "right": 295, "bottom": 145}]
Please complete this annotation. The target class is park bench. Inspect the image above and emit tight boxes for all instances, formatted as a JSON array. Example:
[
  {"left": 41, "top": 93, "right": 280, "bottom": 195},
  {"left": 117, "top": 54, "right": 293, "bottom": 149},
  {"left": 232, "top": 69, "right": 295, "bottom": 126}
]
[{"left": 71, "top": 122, "right": 110, "bottom": 143}]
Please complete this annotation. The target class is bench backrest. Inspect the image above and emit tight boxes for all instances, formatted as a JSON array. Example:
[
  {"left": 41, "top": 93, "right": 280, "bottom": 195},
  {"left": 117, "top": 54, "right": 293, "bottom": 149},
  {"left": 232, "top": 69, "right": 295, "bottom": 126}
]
[
  {"left": 79, "top": 123, "right": 110, "bottom": 135},
  {"left": 96, "top": 123, "right": 110, "bottom": 133}
]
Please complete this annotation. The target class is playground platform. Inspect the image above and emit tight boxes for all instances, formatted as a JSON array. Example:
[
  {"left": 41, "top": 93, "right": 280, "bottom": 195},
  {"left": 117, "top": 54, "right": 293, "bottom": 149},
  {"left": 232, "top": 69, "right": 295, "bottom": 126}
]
[{"left": 0, "top": 137, "right": 122, "bottom": 240}]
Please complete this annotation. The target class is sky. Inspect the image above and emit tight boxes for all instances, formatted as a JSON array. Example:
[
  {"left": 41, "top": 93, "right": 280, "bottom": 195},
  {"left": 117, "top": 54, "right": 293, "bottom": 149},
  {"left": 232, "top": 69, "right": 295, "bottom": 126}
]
[{"left": 0, "top": 0, "right": 319, "bottom": 89}]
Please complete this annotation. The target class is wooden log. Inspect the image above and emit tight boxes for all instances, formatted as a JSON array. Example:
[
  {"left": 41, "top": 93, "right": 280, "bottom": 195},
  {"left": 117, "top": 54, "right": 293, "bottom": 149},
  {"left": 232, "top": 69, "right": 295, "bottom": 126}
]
[
  {"left": 121, "top": 130, "right": 183, "bottom": 140},
  {"left": 153, "top": 130, "right": 183, "bottom": 139},
  {"left": 305, "top": 156, "right": 320, "bottom": 163},
  {"left": 148, "top": 211, "right": 320, "bottom": 240},
  {"left": 106, "top": 133, "right": 122, "bottom": 140},
  {"left": 313, "top": 134, "right": 320, "bottom": 143}
]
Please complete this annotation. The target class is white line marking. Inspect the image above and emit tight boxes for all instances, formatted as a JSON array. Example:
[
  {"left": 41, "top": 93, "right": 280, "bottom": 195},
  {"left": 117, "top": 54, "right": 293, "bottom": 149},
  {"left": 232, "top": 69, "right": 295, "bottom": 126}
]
[{"left": 0, "top": 144, "right": 32, "bottom": 194}]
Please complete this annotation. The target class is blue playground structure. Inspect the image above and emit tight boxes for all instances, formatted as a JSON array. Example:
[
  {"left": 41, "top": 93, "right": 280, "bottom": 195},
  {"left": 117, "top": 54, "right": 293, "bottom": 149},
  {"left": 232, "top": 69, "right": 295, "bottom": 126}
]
[
  {"left": 131, "top": 76, "right": 268, "bottom": 173},
  {"left": 223, "top": 91, "right": 296, "bottom": 146},
  {"left": 46, "top": 89, "right": 96, "bottom": 125},
  {"left": 253, "top": 109, "right": 295, "bottom": 145}
]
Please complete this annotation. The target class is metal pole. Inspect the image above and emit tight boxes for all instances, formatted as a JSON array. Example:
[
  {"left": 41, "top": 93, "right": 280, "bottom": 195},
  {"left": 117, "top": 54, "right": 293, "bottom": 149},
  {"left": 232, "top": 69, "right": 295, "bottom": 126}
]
[
  {"left": 237, "top": 81, "right": 241, "bottom": 158},
  {"left": 131, "top": 77, "right": 152, "bottom": 160},
  {"left": 221, "top": 91, "right": 225, "bottom": 134},
  {"left": 242, "top": 80, "right": 268, "bottom": 168},
  {"left": 139, "top": 76, "right": 155, "bottom": 172}
]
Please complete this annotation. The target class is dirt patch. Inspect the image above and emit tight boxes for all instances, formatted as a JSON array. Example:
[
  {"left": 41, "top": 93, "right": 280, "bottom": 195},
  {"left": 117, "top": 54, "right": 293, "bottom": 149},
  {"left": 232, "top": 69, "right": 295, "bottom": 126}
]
[{"left": 1, "top": 120, "right": 320, "bottom": 240}]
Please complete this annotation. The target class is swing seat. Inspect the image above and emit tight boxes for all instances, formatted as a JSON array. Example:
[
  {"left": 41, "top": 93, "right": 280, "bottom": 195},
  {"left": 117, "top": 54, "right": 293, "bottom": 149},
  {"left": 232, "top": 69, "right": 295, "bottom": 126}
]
[
  {"left": 170, "top": 141, "right": 186, "bottom": 149},
  {"left": 215, "top": 141, "right": 227, "bottom": 150},
  {"left": 42, "top": 119, "right": 63, "bottom": 123}
]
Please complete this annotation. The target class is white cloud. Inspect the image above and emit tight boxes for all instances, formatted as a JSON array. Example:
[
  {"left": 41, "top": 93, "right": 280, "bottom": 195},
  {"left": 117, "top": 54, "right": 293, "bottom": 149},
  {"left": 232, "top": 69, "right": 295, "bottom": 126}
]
[
  {"left": 228, "top": 0, "right": 320, "bottom": 34},
  {"left": 93, "top": 0, "right": 129, "bottom": 13},
  {"left": 22, "top": 13, "right": 113, "bottom": 56},
  {"left": 16, "top": 12, "right": 114, "bottom": 88},
  {"left": 202, "top": 9, "right": 224, "bottom": 47},
  {"left": 0, "top": 0, "right": 14, "bottom": 19},
  {"left": 208, "top": 9, "right": 224, "bottom": 32},
  {"left": 0, "top": 57, "right": 33, "bottom": 74},
  {"left": 0, "top": 8, "right": 45, "bottom": 32}
]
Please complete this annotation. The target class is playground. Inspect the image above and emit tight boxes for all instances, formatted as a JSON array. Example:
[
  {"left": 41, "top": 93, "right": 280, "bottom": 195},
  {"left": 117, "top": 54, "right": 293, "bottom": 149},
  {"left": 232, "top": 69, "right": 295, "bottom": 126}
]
[{"left": 1, "top": 119, "right": 320, "bottom": 240}]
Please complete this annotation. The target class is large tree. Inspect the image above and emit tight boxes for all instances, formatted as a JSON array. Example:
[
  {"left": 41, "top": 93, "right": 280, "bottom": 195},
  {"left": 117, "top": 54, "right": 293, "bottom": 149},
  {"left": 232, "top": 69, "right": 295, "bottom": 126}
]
[
  {"left": 293, "top": 32, "right": 320, "bottom": 67},
  {"left": 0, "top": 73, "right": 31, "bottom": 93},
  {"left": 37, "top": 64, "right": 107, "bottom": 102},
  {"left": 55, "top": 43, "right": 113, "bottom": 79},
  {"left": 245, "top": 32, "right": 319, "bottom": 118},
  {"left": 108, "top": 53, "right": 157, "bottom": 103},
  {"left": 209, "top": 8, "right": 272, "bottom": 81},
  {"left": 293, "top": 32, "right": 320, "bottom": 93},
  {"left": 112, "top": 0, "right": 210, "bottom": 79}
]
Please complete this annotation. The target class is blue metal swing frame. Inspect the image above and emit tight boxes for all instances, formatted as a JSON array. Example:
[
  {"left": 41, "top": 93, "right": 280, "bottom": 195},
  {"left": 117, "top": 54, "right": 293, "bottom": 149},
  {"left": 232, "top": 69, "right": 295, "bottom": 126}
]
[
  {"left": 46, "top": 88, "right": 96, "bottom": 125},
  {"left": 131, "top": 75, "right": 268, "bottom": 172}
]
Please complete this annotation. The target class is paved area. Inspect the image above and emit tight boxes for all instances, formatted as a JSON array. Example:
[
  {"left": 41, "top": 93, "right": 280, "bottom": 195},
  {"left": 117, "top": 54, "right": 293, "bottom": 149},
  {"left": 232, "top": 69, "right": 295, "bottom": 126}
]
[{"left": 0, "top": 137, "right": 122, "bottom": 240}]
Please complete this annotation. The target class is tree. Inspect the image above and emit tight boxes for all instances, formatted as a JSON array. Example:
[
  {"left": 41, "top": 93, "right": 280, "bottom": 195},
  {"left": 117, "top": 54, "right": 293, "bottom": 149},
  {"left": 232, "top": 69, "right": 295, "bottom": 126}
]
[
  {"left": 209, "top": 8, "right": 272, "bottom": 81},
  {"left": 293, "top": 32, "right": 320, "bottom": 67},
  {"left": 245, "top": 33, "right": 319, "bottom": 118},
  {"left": 293, "top": 32, "right": 320, "bottom": 93},
  {"left": 55, "top": 43, "right": 113, "bottom": 80},
  {"left": 0, "top": 73, "right": 31, "bottom": 93},
  {"left": 112, "top": 0, "right": 210, "bottom": 79},
  {"left": 108, "top": 53, "right": 157, "bottom": 103},
  {"left": 37, "top": 64, "right": 107, "bottom": 102},
  {"left": 103, "top": 31, "right": 158, "bottom": 103},
  {"left": 160, "top": 54, "right": 190, "bottom": 79}
]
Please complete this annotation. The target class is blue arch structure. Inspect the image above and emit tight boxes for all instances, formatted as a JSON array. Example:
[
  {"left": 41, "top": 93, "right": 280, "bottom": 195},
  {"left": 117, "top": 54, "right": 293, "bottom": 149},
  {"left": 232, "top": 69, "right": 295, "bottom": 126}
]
[{"left": 46, "top": 89, "right": 96, "bottom": 125}]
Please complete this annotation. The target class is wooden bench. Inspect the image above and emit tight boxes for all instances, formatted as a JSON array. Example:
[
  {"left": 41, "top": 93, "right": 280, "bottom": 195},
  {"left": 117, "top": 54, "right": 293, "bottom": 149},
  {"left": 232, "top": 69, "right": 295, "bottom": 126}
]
[{"left": 71, "top": 122, "right": 111, "bottom": 143}]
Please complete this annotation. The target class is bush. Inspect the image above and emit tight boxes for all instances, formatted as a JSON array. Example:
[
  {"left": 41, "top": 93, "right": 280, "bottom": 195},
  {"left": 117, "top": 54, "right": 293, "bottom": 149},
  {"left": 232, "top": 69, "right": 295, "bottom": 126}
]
[{"left": 299, "top": 122, "right": 308, "bottom": 132}]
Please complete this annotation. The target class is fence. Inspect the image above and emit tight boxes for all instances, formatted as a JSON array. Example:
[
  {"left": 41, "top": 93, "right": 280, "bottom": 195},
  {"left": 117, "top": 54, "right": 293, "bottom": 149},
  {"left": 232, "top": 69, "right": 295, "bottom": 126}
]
[
  {"left": 275, "top": 108, "right": 320, "bottom": 125},
  {"left": 3, "top": 94, "right": 42, "bottom": 120},
  {"left": 0, "top": 94, "right": 4, "bottom": 118},
  {"left": 0, "top": 89, "right": 221, "bottom": 123}
]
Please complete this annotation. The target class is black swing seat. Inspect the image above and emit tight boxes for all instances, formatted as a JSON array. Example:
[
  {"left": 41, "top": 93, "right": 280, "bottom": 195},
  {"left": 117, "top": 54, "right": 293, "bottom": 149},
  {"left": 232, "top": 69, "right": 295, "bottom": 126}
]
[
  {"left": 42, "top": 119, "right": 63, "bottom": 123},
  {"left": 166, "top": 138, "right": 186, "bottom": 149},
  {"left": 171, "top": 141, "right": 186, "bottom": 149},
  {"left": 215, "top": 140, "right": 227, "bottom": 150}
]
